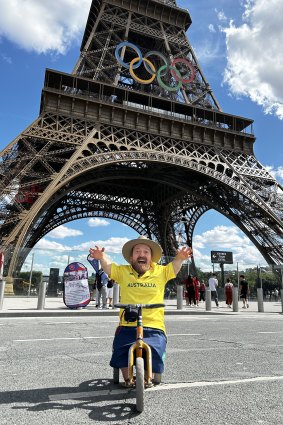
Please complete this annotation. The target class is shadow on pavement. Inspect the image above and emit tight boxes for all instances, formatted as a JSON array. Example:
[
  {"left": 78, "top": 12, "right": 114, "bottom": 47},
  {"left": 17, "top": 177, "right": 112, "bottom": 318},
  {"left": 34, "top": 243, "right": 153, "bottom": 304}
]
[{"left": 1, "top": 378, "right": 141, "bottom": 422}]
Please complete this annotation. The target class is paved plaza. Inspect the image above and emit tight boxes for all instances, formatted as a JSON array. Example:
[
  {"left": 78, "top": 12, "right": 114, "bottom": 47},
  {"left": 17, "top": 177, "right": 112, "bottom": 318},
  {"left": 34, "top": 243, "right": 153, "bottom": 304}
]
[
  {"left": 0, "top": 295, "right": 282, "bottom": 317},
  {"left": 0, "top": 307, "right": 282, "bottom": 424}
]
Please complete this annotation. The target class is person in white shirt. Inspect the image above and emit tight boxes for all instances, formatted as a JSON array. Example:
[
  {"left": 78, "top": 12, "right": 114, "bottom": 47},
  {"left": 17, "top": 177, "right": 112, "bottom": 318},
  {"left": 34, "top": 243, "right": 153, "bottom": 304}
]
[{"left": 208, "top": 273, "right": 219, "bottom": 307}]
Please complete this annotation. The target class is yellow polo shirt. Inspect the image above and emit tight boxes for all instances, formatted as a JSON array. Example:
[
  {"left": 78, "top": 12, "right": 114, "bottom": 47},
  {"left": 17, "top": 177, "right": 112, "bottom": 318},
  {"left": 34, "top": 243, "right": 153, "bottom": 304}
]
[{"left": 110, "top": 262, "right": 175, "bottom": 333}]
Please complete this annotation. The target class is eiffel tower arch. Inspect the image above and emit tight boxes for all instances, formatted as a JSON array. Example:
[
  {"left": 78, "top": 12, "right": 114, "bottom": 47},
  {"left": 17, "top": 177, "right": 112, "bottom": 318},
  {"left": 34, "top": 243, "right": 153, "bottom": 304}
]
[{"left": 1, "top": 0, "right": 283, "bottom": 292}]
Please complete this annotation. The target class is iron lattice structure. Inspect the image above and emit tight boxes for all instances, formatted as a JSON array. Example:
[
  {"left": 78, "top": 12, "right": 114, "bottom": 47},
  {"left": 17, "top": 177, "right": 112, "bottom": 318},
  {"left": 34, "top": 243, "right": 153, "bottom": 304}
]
[{"left": 1, "top": 0, "right": 283, "bottom": 281}]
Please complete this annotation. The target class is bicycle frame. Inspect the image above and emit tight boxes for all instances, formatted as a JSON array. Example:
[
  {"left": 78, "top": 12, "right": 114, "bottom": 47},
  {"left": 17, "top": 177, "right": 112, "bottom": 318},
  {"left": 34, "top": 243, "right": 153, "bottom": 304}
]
[
  {"left": 127, "top": 306, "right": 152, "bottom": 386},
  {"left": 113, "top": 303, "right": 165, "bottom": 387}
]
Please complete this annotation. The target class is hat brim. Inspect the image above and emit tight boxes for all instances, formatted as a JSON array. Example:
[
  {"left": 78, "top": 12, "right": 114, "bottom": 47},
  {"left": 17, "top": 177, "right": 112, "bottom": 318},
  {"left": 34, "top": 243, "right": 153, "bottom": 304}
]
[{"left": 122, "top": 238, "right": 162, "bottom": 263}]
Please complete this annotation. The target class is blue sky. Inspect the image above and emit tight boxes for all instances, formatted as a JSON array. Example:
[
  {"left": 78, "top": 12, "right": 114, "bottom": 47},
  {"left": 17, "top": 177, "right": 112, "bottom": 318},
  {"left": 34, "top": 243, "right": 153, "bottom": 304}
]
[{"left": 0, "top": 0, "right": 283, "bottom": 276}]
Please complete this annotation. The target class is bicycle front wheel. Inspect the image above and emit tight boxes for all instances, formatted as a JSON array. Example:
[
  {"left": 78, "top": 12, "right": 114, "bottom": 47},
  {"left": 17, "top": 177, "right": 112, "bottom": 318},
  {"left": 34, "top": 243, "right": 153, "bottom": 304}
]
[{"left": 135, "top": 357, "right": 144, "bottom": 413}]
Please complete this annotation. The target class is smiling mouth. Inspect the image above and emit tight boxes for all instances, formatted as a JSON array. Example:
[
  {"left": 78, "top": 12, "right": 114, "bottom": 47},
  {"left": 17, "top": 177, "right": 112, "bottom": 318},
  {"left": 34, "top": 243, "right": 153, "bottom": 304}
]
[{"left": 137, "top": 258, "right": 147, "bottom": 264}]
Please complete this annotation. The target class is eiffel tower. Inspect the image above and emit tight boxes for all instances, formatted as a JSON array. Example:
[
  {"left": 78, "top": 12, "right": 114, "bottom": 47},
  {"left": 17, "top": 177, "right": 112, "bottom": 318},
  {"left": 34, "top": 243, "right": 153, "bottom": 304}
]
[{"left": 1, "top": 0, "right": 283, "bottom": 293}]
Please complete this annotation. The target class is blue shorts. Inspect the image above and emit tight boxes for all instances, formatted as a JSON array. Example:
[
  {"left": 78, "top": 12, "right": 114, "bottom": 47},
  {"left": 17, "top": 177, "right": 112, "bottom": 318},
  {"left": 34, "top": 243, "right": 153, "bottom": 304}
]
[{"left": 109, "top": 326, "right": 167, "bottom": 373}]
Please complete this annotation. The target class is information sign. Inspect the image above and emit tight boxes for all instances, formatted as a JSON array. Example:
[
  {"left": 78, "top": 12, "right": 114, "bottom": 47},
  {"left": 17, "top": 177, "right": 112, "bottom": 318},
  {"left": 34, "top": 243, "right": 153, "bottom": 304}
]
[
  {"left": 63, "top": 262, "right": 90, "bottom": 309},
  {"left": 211, "top": 251, "right": 233, "bottom": 264}
]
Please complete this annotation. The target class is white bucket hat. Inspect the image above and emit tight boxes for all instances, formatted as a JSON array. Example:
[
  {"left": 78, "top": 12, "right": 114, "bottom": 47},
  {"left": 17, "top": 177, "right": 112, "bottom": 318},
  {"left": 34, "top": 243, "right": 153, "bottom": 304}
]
[{"left": 122, "top": 235, "right": 162, "bottom": 263}]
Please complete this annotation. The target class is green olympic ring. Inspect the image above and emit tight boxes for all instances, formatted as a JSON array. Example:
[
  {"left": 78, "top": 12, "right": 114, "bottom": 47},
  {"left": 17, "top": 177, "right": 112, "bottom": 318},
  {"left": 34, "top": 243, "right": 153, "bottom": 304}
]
[
  {"left": 115, "top": 41, "right": 196, "bottom": 92},
  {"left": 157, "top": 64, "right": 182, "bottom": 92}
]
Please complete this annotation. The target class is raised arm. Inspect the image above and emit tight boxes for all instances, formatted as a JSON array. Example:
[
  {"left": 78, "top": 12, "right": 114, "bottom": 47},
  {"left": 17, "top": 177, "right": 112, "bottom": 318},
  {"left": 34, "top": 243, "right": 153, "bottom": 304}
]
[
  {"left": 172, "top": 246, "right": 193, "bottom": 275},
  {"left": 89, "top": 246, "right": 112, "bottom": 276}
]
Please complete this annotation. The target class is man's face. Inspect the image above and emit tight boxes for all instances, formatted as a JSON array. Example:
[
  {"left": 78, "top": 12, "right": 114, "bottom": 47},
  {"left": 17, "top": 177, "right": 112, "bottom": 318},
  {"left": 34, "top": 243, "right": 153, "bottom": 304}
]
[{"left": 130, "top": 243, "right": 152, "bottom": 275}]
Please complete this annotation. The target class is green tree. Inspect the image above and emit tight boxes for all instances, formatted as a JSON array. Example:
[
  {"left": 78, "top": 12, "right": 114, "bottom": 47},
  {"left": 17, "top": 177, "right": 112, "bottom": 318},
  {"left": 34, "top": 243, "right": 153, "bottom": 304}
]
[{"left": 14, "top": 271, "right": 43, "bottom": 294}]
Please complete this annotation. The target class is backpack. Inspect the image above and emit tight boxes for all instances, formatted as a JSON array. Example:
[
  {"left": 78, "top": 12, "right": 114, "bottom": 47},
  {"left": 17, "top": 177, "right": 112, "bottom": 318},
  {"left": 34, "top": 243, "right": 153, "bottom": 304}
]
[
  {"left": 96, "top": 271, "right": 103, "bottom": 290},
  {"left": 107, "top": 280, "right": 113, "bottom": 288}
]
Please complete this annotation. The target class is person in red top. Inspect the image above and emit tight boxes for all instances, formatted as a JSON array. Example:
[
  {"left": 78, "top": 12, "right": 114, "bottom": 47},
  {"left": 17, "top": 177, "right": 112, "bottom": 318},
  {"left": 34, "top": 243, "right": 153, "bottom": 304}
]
[
  {"left": 199, "top": 280, "right": 206, "bottom": 302},
  {"left": 224, "top": 278, "right": 234, "bottom": 308},
  {"left": 182, "top": 279, "right": 189, "bottom": 305},
  {"left": 183, "top": 275, "right": 196, "bottom": 307},
  {"left": 193, "top": 276, "right": 200, "bottom": 306}
]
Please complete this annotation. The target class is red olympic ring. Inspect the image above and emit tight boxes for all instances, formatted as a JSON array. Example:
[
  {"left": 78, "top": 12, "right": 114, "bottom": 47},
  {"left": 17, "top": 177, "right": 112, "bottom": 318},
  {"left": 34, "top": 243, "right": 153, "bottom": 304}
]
[{"left": 171, "top": 58, "right": 196, "bottom": 84}]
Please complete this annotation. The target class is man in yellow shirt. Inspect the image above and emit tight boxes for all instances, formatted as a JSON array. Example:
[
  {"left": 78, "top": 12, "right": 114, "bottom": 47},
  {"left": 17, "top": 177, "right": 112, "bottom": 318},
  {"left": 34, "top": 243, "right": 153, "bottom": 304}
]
[{"left": 89, "top": 235, "right": 192, "bottom": 386}]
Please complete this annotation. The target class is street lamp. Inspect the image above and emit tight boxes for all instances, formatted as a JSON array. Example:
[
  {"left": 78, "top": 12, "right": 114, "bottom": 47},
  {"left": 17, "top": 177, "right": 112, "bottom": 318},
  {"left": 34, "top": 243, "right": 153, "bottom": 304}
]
[{"left": 28, "top": 253, "right": 35, "bottom": 297}]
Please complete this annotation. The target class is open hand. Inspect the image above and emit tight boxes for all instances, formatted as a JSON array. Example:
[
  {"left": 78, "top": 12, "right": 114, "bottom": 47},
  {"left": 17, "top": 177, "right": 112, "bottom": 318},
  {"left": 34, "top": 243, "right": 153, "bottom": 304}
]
[
  {"left": 89, "top": 246, "right": 105, "bottom": 260},
  {"left": 177, "top": 246, "right": 193, "bottom": 261}
]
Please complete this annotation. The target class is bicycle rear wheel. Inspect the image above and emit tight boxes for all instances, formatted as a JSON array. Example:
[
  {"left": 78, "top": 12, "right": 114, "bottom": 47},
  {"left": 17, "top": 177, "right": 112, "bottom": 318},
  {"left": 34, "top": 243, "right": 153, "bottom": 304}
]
[{"left": 135, "top": 357, "right": 144, "bottom": 413}]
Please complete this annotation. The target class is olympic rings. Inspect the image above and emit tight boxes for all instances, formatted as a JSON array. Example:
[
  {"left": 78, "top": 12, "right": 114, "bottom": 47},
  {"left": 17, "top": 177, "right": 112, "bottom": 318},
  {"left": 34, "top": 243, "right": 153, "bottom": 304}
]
[{"left": 115, "top": 41, "right": 196, "bottom": 92}]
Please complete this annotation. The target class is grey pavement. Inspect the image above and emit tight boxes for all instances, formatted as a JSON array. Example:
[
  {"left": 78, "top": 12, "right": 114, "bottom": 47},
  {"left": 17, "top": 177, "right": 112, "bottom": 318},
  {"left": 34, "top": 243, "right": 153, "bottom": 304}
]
[
  {"left": 0, "top": 296, "right": 282, "bottom": 317},
  {"left": 1, "top": 309, "right": 283, "bottom": 424}
]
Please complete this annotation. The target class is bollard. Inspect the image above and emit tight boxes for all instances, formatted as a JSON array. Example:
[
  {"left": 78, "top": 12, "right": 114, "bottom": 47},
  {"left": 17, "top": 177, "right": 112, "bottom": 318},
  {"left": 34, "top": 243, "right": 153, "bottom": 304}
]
[
  {"left": 257, "top": 288, "right": 264, "bottom": 312},
  {"left": 0, "top": 280, "right": 5, "bottom": 310},
  {"left": 112, "top": 284, "right": 120, "bottom": 308},
  {"left": 281, "top": 289, "right": 283, "bottom": 314},
  {"left": 96, "top": 288, "right": 99, "bottom": 306},
  {"left": 205, "top": 289, "right": 211, "bottom": 311},
  {"left": 37, "top": 281, "right": 47, "bottom": 310},
  {"left": 177, "top": 285, "right": 183, "bottom": 310},
  {"left": 232, "top": 287, "right": 238, "bottom": 312}
]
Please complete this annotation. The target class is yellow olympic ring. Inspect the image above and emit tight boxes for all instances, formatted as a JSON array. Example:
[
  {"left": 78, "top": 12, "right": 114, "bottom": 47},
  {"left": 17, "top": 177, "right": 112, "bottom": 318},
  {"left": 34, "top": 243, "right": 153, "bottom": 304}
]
[{"left": 129, "top": 56, "right": 156, "bottom": 85}]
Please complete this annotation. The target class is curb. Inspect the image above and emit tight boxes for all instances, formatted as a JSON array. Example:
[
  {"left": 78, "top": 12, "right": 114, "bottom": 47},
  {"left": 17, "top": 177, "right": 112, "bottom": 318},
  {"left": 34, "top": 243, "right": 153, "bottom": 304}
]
[{"left": 0, "top": 309, "right": 236, "bottom": 318}]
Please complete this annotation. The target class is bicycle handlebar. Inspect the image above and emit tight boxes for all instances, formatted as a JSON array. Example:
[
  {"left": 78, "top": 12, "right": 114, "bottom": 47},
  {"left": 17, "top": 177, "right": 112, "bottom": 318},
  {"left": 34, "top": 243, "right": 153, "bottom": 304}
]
[{"left": 114, "top": 303, "right": 165, "bottom": 309}]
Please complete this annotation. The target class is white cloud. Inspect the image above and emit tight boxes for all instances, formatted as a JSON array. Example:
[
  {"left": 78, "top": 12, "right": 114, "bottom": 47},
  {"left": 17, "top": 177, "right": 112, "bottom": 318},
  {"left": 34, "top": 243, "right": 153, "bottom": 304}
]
[
  {"left": 34, "top": 238, "right": 71, "bottom": 251},
  {"left": 265, "top": 165, "right": 283, "bottom": 183},
  {"left": 0, "top": 0, "right": 91, "bottom": 54},
  {"left": 215, "top": 9, "right": 227, "bottom": 22},
  {"left": 73, "top": 237, "right": 130, "bottom": 254},
  {"left": 28, "top": 236, "right": 129, "bottom": 274},
  {"left": 88, "top": 218, "right": 110, "bottom": 228},
  {"left": 47, "top": 225, "right": 83, "bottom": 239},
  {"left": 193, "top": 225, "right": 266, "bottom": 271},
  {"left": 222, "top": 0, "right": 283, "bottom": 119},
  {"left": 31, "top": 236, "right": 130, "bottom": 271},
  {"left": 194, "top": 225, "right": 249, "bottom": 249},
  {"left": 208, "top": 24, "right": 216, "bottom": 33}
]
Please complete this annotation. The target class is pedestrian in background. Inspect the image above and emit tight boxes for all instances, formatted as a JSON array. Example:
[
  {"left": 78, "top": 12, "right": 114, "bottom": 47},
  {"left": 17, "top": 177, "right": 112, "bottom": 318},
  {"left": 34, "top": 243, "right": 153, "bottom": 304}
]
[
  {"left": 87, "top": 256, "right": 109, "bottom": 309},
  {"left": 208, "top": 273, "right": 219, "bottom": 307},
  {"left": 240, "top": 274, "right": 249, "bottom": 308},
  {"left": 186, "top": 275, "right": 196, "bottom": 307},
  {"left": 225, "top": 277, "right": 233, "bottom": 308},
  {"left": 107, "top": 279, "right": 114, "bottom": 307},
  {"left": 193, "top": 275, "right": 200, "bottom": 306},
  {"left": 199, "top": 280, "right": 206, "bottom": 302}
]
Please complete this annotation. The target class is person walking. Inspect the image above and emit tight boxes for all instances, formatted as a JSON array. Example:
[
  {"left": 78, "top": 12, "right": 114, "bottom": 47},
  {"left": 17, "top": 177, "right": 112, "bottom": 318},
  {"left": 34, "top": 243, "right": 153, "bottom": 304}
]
[
  {"left": 239, "top": 274, "right": 249, "bottom": 308},
  {"left": 208, "top": 273, "right": 219, "bottom": 307},
  {"left": 107, "top": 279, "right": 114, "bottom": 307},
  {"left": 199, "top": 280, "right": 206, "bottom": 302},
  {"left": 193, "top": 275, "right": 200, "bottom": 306},
  {"left": 185, "top": 275, "right": 196, "bottom": 307},
  {"left": 89, "top": 235, "right": 193, "bottom": 387},
  {"left": 87, "top": 256, "right": 109, "bottom": 309},
  {"left": 224, "top": 277, "right": 233, "bottom": 308}
]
